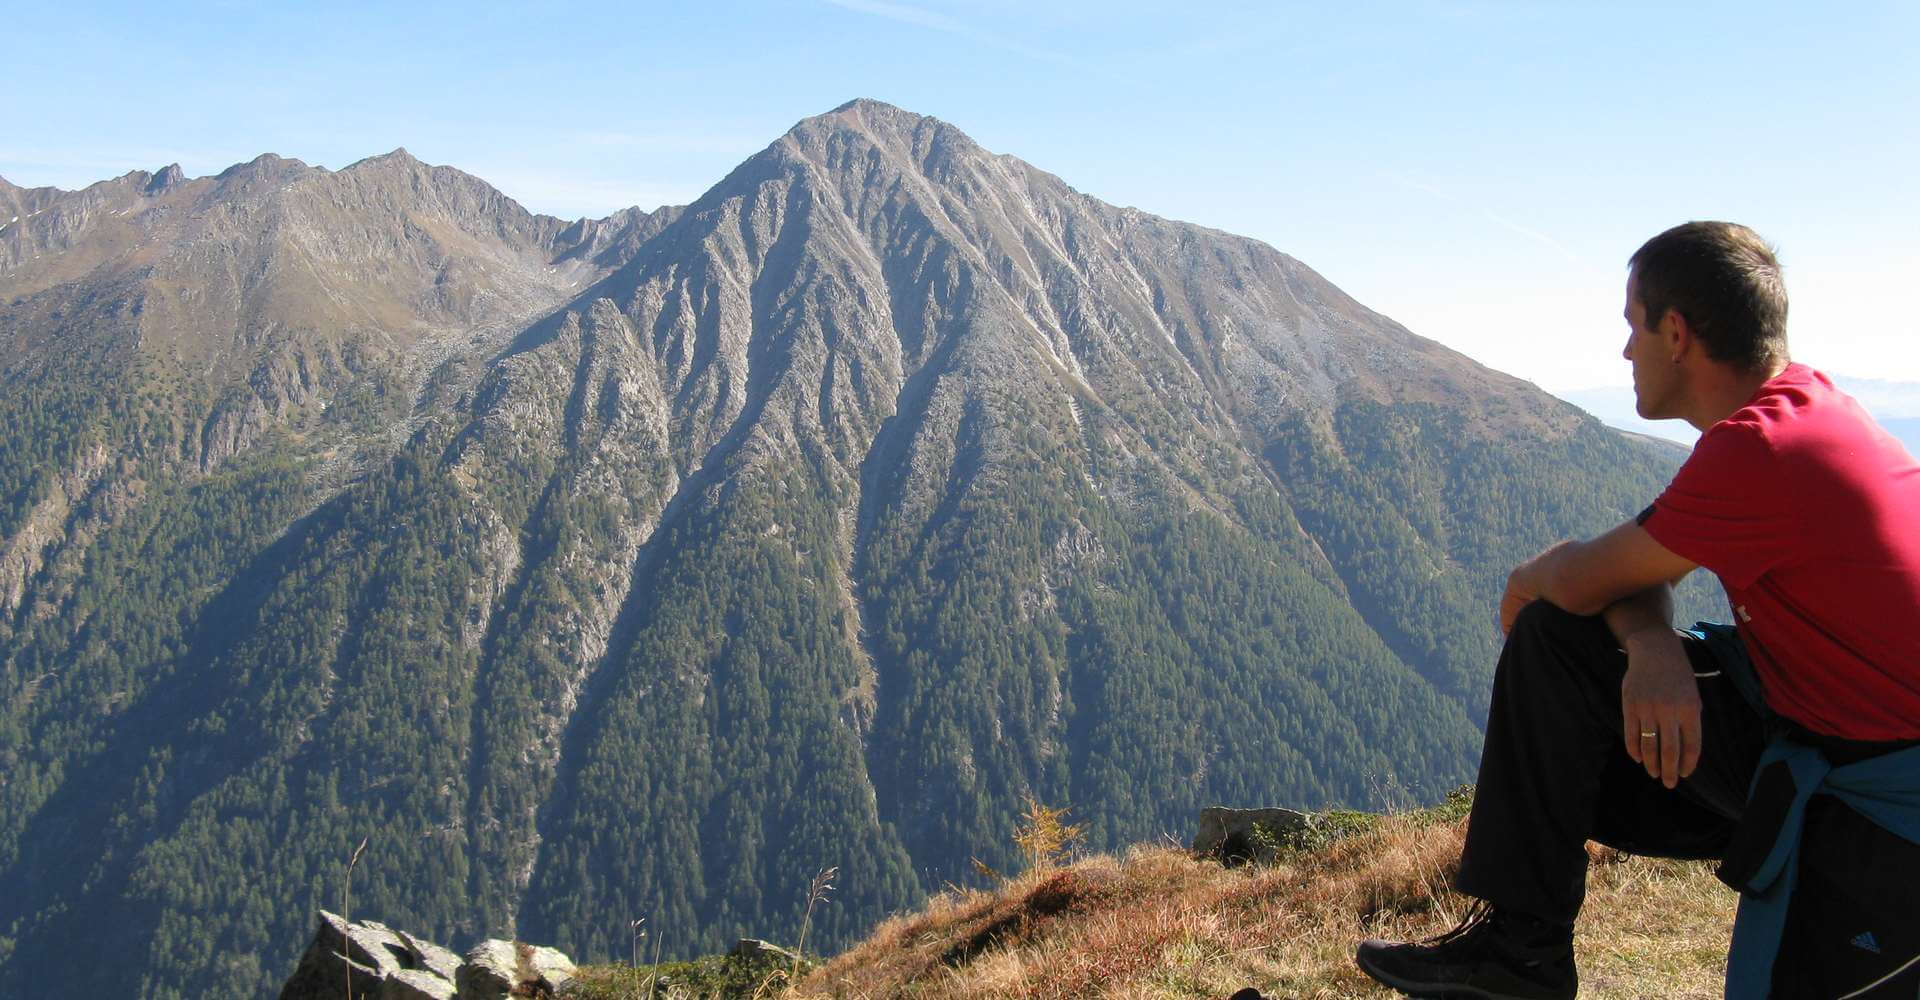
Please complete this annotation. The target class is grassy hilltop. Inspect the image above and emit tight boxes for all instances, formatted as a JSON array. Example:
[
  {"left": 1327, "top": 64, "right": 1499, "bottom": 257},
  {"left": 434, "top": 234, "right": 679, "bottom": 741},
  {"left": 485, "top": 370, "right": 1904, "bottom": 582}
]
[{"left": 568, "top": 797, "right": 1735, "bottom": 999}]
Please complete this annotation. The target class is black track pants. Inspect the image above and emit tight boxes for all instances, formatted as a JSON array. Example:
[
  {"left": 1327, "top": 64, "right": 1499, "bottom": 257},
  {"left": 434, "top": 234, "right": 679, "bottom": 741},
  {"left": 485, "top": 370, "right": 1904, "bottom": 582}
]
[
  {"left": 1454, "top": 599, "right": 1768, "bottom": 923},
  {"left": 1452, "top": 600, "right": 1920, "bottom": 998}
]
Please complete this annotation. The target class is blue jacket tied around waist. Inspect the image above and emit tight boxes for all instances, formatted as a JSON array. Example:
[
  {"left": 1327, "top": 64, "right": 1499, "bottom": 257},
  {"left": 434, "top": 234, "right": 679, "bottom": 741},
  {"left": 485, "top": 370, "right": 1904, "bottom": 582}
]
[{"left": 1687, "top": 622, "right": 1920, "bottom": 998}]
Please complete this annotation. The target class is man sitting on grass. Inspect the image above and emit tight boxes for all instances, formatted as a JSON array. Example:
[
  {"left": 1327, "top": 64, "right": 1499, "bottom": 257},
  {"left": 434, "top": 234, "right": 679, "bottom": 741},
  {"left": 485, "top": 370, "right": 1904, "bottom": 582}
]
[{"left": 1354, "top": 221, "right": 1920, "bottom": 999}]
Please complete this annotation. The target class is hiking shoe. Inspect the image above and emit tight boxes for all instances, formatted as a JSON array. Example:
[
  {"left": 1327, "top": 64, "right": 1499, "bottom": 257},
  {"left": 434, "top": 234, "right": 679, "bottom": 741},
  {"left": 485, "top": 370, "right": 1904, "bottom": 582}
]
[{"left": 1354, "top": 903, "right": 1576, "bottom": 999}]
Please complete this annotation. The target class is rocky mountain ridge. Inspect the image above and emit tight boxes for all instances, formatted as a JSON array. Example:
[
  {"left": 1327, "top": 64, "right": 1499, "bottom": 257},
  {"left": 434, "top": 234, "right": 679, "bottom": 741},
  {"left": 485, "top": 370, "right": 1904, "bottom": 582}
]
[{"left": 0, "top": 99, "right": 1694, "bottom": 998}]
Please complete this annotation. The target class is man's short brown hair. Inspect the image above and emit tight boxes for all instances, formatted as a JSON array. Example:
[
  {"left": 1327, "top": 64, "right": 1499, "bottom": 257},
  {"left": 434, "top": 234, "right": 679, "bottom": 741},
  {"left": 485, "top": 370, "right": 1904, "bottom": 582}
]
[{"left": 1629, "top": 221, "right": 1788, "bottom": 373}]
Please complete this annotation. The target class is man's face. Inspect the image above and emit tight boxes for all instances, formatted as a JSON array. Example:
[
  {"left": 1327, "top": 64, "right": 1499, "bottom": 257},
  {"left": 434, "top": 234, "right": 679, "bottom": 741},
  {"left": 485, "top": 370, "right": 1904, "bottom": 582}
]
[{"left": 1623, "top": 271, "right": 1678, "bottom": 419}]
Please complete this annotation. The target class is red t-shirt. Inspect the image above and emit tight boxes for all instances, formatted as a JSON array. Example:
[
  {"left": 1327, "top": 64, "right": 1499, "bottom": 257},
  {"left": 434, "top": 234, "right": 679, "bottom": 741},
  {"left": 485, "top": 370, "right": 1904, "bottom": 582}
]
[{"left": 1641, "top": 363, "right": 1920, "bottom": 741}]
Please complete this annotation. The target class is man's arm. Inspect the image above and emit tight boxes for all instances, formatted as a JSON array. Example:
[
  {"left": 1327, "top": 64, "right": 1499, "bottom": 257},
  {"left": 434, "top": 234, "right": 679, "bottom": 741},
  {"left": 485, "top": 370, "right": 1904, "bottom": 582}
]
[
  {"left": 1498, "top": 521, "right": 1704, "bottom": 788},
  {"left": 1500, "top": 519, "right": 1698, "bottom": 632}
]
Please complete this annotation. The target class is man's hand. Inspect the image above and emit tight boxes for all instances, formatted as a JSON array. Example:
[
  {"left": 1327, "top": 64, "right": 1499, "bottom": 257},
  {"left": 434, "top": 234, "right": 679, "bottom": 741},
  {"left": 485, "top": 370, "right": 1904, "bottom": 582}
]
[{"left": 1619, "top": 626, "right": 1702, "bottom": 788}]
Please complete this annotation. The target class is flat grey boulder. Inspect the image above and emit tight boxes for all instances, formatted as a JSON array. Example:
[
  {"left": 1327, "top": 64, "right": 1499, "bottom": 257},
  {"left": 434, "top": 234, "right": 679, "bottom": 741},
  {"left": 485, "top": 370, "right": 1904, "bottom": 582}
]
[
  {"left": 731, "top": 937, "right": 799, "bottom": 964},
  {"left": 525, "top": 944, "right": 575, "bottom": 993},
  {"left": 380, "top": 968, "right": 458, "bottom": 1000},
  {"left": 455, "top": 940, "right": 520, "bottom": 1000},
  {"left": 456, "top": 938, "right": 575, "bottom": 998},
  {"left": 279, "top": 912, "right": 575, "bottom": 1000},
  {"left": 279, "top": 911, "right": 416, "bottom": 999},
  {"left": 397, "top": 928, "right": 463, "bottom": 983},
  {"left": 1191, "top": 806, "right": 1312, "bottom": 867}
]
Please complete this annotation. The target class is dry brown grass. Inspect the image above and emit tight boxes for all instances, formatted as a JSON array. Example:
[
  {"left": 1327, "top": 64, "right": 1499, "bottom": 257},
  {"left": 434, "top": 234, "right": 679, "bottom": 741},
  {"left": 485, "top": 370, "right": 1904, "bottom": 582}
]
[{"left": 789, "top": 816, "right": 1736, "bottom": 999}]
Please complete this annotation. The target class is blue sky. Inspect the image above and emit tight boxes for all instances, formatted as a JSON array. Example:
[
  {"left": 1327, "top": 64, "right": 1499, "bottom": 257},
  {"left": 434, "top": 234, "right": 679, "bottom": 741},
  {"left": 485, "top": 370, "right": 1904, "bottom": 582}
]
[{"left": 5, "top": 1, "right": 1915, "bottom": 391}]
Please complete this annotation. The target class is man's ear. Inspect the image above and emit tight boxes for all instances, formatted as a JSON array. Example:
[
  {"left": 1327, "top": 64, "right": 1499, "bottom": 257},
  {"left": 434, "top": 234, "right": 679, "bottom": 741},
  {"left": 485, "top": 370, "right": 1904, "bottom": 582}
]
[{"left": 1657, "top": 307, "right": 1693, "bottom": 362}]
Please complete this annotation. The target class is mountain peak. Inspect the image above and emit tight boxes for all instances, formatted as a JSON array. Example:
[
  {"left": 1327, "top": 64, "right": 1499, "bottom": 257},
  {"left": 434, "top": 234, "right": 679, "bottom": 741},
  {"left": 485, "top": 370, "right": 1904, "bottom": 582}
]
[
  {"left": 676, "top": 99, "right": 976, "bottom": 213},
  {"left": 827, "top": 96, "right": 912, "bottom": 117},
  {"left": 214, "top": 153, "right": 309, "bottom": 183},
  {"left": 146, "top": 163, "right": 185, "bottom": 195},
  {"left": 343, "top": 147, "right": 423, "bottom": 172},
  {"left": 770, "top": 98, "right": 990, "bottom": 179},
  {"left": 798, "top": 97, "right": 950, "bottom": 141}
]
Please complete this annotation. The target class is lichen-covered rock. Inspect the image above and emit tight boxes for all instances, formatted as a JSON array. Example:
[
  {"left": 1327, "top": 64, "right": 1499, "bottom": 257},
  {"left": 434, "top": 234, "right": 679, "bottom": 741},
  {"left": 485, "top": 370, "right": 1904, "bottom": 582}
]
[
  {"left": 449, "top": 938, "right": 576, "bottom": 998},
  {"left": 455, "top": 939, "right": 520, "bottom": 1000},
  {"left": 277, "top": 912, "right": 578, "bottom": 1000},
  {"left": 278, "top": 912, "right": 462, "bottom": 1000},
  {"left": 278, "top": 911, "right": 421, "bottom": 999},
  {"left": 396, "top": 929, "right": 463, "bottom": 984},
  {"left": 730, "top": 938, "right": 799, "bottom": 964},
  {"left": 1191, "top": 806, "right": 1312, "bottom": 867},
  {"left": 379, "top": 967, "right": 458, "bottom": 1000},
  {"left": 525, "top": 944, "right": 576, "bottom": 993}
]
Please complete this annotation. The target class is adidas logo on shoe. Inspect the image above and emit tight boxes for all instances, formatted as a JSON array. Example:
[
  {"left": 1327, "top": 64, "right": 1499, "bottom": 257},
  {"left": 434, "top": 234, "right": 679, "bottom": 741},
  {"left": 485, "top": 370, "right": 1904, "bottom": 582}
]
[{"left": 1850, "top": 930, "right": 1881, "bottom": 954}]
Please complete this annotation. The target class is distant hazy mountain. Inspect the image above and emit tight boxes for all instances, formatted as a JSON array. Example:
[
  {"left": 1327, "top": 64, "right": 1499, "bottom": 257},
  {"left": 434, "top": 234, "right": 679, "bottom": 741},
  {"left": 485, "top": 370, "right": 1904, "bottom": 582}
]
[
  {"left": 1552, "top": 387, "right": 1698, "bottom": 448},
  {"left": 0, "top": 100, "right": 1696, "bottom": 997},
  {"left": 1834, "top": 376, "right": 1920, "bottom": 456},
  {"left": 1557, "top": 374, "right": 1920, "bottom": 456}
]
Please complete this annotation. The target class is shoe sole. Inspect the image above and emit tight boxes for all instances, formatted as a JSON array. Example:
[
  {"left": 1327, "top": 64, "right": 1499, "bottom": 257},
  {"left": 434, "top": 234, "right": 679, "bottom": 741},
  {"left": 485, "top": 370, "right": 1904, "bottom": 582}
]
[{"left": 1354, "top": 951, "right": 1565, "bottom": 1000}]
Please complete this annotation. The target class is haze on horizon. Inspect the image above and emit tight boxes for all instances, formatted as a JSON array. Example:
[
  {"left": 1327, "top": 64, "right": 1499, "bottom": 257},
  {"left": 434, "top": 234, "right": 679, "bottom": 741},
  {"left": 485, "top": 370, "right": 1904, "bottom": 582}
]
[{"left": 4, "top": 1, "right": 1914, "bottom": 392}]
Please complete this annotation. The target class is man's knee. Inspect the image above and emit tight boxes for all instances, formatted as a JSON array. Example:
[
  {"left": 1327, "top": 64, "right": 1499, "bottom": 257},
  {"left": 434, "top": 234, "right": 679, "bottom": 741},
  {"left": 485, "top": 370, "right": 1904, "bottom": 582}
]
[
  {"left": 1500, "top": 599, "right": 1620, "bottom": 683},
  {"left": 1509, "top": 598, "right": 1592, "bottom": 642}
]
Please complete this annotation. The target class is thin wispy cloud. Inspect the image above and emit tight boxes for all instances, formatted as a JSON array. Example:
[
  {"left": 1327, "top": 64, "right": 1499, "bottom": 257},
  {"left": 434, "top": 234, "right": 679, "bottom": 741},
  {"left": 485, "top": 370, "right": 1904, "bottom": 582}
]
[
  {"left": 1486, "top": 215, "right": 1582, "bottom": 264},
  {"left": 572, "top": 130, "right": 767, "bottom": 156},
  {"left": 1433, "top": 1, "right": 1552, "bottom": 22},
  {"left": 820, "top": 0, "right": 1087, "bottom": 71},
  {"left": 1156, "top": 22, "right": 1305, "bottom": 64},
  {"left": 824, "top": 0, "right": 967, "bottom": 33},
  {"left": 1379, "top": 169, "right": 1585, "bottom": 265}
]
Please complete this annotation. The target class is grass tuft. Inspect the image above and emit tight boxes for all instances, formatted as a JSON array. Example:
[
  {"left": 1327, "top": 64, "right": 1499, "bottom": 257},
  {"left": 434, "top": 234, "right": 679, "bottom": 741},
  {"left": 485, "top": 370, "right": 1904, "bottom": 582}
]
[{"left": 564, "top": 950, "right": 807, "bottom": 1000}]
